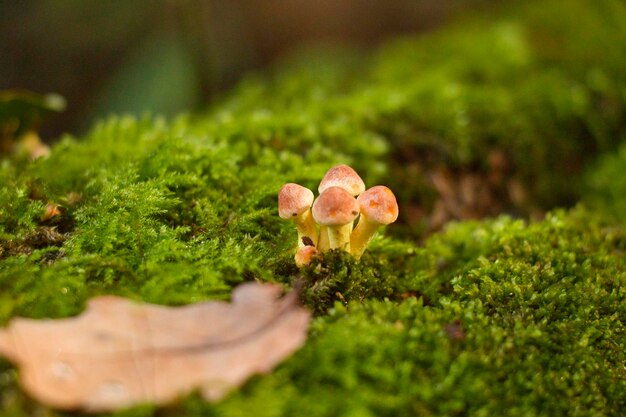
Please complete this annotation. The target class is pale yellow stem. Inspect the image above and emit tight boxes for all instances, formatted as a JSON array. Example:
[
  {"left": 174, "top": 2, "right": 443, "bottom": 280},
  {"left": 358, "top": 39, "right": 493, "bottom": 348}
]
[
  {"left": 317, "top": 225, "right": 330, "bottom": 252},
  {"left": 327, "top": 223, "right": 353, "bottom": 252},
  {"left": 294, "top": 209, "right": 318, "bottom": 248},
  {"left": 350, "top": 216, "right": 380, "bottom": 259}
]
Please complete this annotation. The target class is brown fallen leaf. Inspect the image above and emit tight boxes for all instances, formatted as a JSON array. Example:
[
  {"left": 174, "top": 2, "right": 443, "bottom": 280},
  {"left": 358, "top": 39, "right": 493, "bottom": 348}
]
[{"left": 0, "top": 282, "right": 310, "bottom": 412}]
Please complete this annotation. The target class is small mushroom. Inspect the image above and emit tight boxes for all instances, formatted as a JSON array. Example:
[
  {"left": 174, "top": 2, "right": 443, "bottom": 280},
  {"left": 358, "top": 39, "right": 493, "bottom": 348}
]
[
  {"left": 317, "top": 165, "right": 365, "bottom": 251},
  {"left": 312, "top": 186, "right": 359, "bottom": 252},
  {"left": 350, "top": 186, "right": 399, "bottom": 259},
  {"left": 278, "top": 183, "right": 318, "bottom": 248},
  {"left": 294, "top": 245, "right": 319, "bottom": 268},
  {"left": 318, "top": 164, "right": 366, "bottom": 196}
]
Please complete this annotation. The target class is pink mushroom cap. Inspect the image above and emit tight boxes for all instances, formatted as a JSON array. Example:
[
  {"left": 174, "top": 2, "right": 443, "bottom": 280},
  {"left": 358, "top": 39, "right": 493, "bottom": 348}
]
[
  {"left": 312, "top": 186, "right": 359, "bottom": 226},
  {"left": 318, "top": 165, "right": 366, "bottom": 196},
  {"left": 356, "top": 186, "right": 399, "bottom": 225},
  {"left": 278, "top": 183, "right": 314, "bottom": 219}
]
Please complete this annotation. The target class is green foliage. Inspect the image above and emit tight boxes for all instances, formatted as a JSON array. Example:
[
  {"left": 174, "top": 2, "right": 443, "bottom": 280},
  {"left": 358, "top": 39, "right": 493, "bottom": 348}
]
[
  {"left": 195, "top": 0, "right": 626, "bottom": 221},
  {"left": 0, "top": 90, "right": 66, "bottom": 137},
  {"left": 584, "top": 142, "right": 626, "bottom": 225},
  {"left": 185, "top": 210, "right": 625, "bottom": 417},
  {"left": 1, "top": 0, "right": 626, "bottom": 416}
]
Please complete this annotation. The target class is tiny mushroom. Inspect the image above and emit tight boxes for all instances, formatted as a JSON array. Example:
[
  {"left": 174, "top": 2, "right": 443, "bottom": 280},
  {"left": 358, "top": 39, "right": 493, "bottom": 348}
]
[
  {"left": 317, "top": 165, "right": 365, "bottom": 251},
  {"left": 279, "top": 164, "right": 396, "bottom": 264},
  {"left": 350, "top": 185, "right": 399, "bottom": 259},
  {"left": 318, "top": 164, "right": 366, "bottom": 196},
  {"left": 278, "top": 183, "right": 318, "bottom": 248},
  {"left": 294, "top": 245, "right": 319, "bottom": 268},
  {"left": 312, "top": 186, "right": 360, "bottom": 252}
]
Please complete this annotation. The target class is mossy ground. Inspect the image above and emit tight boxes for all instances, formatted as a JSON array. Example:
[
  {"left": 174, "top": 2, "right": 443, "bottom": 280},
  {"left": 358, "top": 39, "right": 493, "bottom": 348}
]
[{"left": 1, "top": 0, "right": 626, "bottom": 415}]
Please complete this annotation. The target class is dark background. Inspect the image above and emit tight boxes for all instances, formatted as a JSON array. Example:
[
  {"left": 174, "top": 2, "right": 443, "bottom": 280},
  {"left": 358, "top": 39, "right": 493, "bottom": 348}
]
[{"left": 0, "top": 0, "right": 487, "bottom": 140}]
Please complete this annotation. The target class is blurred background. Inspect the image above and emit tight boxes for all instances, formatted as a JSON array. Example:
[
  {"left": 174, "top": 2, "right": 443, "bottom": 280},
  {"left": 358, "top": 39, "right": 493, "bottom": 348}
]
[{"left": 0, "top": 0, "right": 487, "bottom": 140}]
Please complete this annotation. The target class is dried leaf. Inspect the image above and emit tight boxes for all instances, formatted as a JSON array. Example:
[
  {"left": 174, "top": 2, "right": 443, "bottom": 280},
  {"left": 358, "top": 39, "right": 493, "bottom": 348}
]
[{"left": 0, "top": 283, "right": 310, "bottom": 412}]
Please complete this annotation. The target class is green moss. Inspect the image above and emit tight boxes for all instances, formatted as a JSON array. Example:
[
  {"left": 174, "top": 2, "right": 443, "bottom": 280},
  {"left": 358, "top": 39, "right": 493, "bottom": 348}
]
[
  {"left": 175, "top": 210, "right": 625, "bottom": 417},
  {"left": 584, "top": 142, "right": 626, "bottom": 225},
  {"left": 1, "top": 0, "right": 626, "bottom": 415}
]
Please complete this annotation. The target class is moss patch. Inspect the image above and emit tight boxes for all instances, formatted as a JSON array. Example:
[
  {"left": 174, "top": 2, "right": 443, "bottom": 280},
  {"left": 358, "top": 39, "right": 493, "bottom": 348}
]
[{"left": 1, "top": 0, "right": 625, "bottom": 415}]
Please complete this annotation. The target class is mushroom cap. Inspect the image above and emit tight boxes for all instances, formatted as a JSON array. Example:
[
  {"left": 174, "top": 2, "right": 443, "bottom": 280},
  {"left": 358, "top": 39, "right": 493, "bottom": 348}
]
[
  {"left": 295, "top": 246, "right": 319, "bottom": 267},
  {"left": 357, "top": 186, "right": 399, "bottom": 225},
  {"left": 318, "top": 165, "right": 366, "bottom": 196},
  {"left": 278, "top": 183, "right": 315, "bottom": 219},
  {"left": 312, "top": 186, "right": 359, "bottom": 226}
]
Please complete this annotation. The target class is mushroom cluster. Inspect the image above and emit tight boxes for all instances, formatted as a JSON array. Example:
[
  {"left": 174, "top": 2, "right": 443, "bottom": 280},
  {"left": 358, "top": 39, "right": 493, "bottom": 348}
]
[{"left": 278, "top": 165, "right": 398, "bottom": 266}]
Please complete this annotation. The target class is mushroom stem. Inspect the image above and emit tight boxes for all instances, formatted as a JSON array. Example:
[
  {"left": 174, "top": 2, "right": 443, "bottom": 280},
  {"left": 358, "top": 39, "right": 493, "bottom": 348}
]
[
  {"left": 294, "top": 209, "right": 318, "bottom": 248},
  {"left": 312, "top": 187, "right": 359, "bottom": 254},
  {"left": 350, "top": 185, "right": 398, "bottom": 260},
  {"left": 317, "top": 225, "right": 330, "bottom": 252},
  {"left": 327, "top": 223, "right": 353, "bottom": 251},
  {"left": 278, "top": 183, "right": 317, "bottom": 249},
  {"left": 350, "top": 216, "right": 379, "bottom": 259}
]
